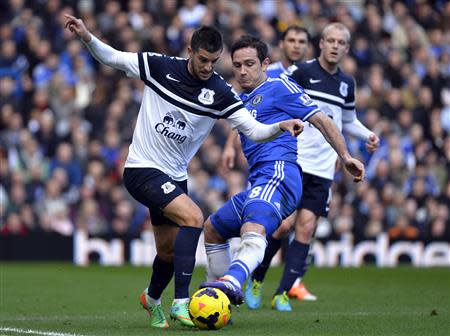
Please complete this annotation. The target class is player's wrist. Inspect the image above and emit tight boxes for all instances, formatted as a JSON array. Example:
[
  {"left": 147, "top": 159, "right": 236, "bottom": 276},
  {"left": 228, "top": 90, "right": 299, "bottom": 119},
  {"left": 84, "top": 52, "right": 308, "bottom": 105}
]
[
  {"left": 277, "top": 121, "right": 285, "bottom": 131},
  {"left": 80, "top": 32, "right": 92, "bottom": 44},
  {"left": 341, "top": 153, "right": 353, "bottom": 164}
]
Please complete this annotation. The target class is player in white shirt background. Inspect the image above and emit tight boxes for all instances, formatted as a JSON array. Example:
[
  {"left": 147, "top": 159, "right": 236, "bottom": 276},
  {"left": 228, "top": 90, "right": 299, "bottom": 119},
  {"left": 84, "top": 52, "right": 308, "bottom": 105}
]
[{"left": 64, "top": 14, "right": 303, "bottom": 328}]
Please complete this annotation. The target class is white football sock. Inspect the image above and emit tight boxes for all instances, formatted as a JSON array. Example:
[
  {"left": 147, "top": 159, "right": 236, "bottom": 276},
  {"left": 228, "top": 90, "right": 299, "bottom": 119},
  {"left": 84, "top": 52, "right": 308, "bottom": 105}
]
[
  {"left": 205, "top": 242, "right": 231, "bottom": 281},
  {"left": 227, "top": 232, "right": 267, "bottom": 286}
]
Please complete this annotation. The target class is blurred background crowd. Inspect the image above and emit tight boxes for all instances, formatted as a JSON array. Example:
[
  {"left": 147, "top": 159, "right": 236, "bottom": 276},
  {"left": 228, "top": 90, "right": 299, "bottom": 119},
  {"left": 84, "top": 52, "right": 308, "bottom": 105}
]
[{"left": 0, "top": 0, "right": 449, "bottom": 243}]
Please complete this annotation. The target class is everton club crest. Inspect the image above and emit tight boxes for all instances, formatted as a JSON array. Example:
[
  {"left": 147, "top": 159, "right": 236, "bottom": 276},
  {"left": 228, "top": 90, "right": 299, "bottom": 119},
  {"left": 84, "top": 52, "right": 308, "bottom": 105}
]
[
  {"left": 198, "top": 88, "right": 215, "bottom": 105},
  {"left": 339, "top": 82, "right": 348, "bottom": 97}
]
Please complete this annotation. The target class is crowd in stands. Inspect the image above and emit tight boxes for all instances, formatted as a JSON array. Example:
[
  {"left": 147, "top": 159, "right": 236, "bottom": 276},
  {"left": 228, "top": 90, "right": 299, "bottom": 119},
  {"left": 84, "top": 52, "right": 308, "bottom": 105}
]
[{"left": 0, "top": 0, "right": 449, "bottom": 243}]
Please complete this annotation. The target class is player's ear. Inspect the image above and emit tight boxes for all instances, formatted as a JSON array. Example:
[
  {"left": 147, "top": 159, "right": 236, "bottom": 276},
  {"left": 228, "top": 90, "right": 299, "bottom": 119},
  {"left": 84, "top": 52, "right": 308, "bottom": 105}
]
[
  {"left": 319, "top": 37, "right": 324, "bottom": 50},
  {"left": 261, "top": 57, "right": 270, "bottom": 71},
  {"left": 187, "top": 46, "right": 193, "bottom": 58}
]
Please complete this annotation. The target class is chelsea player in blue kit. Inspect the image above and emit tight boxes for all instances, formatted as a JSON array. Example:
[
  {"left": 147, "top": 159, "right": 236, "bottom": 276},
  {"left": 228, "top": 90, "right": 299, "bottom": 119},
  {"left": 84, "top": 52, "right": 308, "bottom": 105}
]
[
  {"left": 199, "top": 35, "right": 365, "bottom": 307},
  {"left": 247, "top": 23, "right": 380, "bottom": 311}
]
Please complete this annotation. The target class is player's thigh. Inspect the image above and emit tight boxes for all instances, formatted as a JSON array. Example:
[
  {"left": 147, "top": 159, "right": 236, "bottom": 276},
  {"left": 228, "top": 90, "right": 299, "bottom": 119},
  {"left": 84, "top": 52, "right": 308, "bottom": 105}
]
[
  {"left": 295, "top": 173, "right": 332, "bottom": 242},
  {"left": 294, "top": 208, "right": 318, "bottom": 243},
  {"left": 298, "top": 172, "right": 332, "bottom": 217},
  {"left": 163, "top": 194, "right": 203, "bottom": 228},
  {"left": 209, "top": 192, "right": 246, "bottom": 240},
  {"left": 123, "top": 167, "right": 202, "bottom": 227},
  {"left": 244, "top": 161, "right": 302, "bottom": 236}
]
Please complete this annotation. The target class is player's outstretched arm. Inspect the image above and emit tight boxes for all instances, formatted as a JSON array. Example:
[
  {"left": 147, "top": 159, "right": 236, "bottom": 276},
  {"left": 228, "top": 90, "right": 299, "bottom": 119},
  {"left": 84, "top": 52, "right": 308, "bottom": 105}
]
[
  {"left": 342, "top": 111, "right": 380, "bottom": 153},
  {"left": 309, "top": 111, "right": 365, "bottom": 182},
  {"left": 64, "top": 14, "right": 139, "bottom": 76}
]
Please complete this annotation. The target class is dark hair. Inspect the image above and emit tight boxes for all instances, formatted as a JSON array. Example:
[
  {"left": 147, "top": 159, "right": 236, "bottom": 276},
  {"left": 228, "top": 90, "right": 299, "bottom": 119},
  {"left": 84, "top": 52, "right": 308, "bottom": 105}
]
[
  {"left": 231, "top": 35, "right": 268, "bottom": 63},
  {"left": 281, "top": 25, "right": 310, "bottom": 42},
  {"left": 190, "top": 26, "right": 223, "bottom": 53}
]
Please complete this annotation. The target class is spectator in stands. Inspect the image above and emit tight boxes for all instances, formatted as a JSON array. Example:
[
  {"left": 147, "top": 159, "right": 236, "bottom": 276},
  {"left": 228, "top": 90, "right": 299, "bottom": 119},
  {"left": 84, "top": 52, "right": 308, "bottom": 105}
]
[{"left": 0, "top": 0, "right": 447, "bottom": 252}]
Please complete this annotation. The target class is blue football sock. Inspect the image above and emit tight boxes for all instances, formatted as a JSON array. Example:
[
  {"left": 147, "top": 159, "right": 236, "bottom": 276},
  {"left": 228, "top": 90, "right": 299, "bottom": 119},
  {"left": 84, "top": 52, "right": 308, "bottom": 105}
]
[
  {"left": 227, "top": 260, "right": 250, "bottom": 286},
  {"left": 275, "top": 240, "right": 310, "bottom": 295},
  {"left": 148, "top": 255, "right": 174, "bottom": 300},
  {"left": 174, "top": 226, "right": 202, "bottom": 298},
  {"left": 252, "top": 236, "right": 282, "bottom": 282}
]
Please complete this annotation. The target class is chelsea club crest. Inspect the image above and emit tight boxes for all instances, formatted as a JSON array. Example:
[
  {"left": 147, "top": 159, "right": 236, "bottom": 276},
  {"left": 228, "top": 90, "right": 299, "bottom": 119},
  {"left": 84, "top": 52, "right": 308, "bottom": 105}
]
[
  {"left": 339, "top": 82, "right": 348, "bottom": 97},
  {"left": 252, "top": 94, "right": 263, "bottom": 105},
  {"left": 198, "top": 88, "right": 215, "bottom": 105}
]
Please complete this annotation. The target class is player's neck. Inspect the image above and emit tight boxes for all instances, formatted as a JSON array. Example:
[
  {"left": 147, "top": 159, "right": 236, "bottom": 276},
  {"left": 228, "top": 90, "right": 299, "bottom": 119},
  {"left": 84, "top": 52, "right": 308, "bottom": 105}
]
[
  {"left": 281, "top": 58, "right": 292, "bottom": 69},
  {"left": 187, "top": 60, "right": 202, "bottom": 80},
  {"left": 318, "top": 56, "right": 339, "bottom": 75},
  {"left": 243, "top": 73, "right": 267, "bottom": 94}
]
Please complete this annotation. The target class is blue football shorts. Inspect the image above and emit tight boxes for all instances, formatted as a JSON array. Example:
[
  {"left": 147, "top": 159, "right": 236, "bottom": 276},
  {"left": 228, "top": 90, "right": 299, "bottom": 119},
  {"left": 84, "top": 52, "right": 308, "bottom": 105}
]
[
  {"left": 123, "top": 167, "right": 187, "bottom": 226},
  {"left": 297, "top": 172, "right": 332, "bottom": 217},
  {"left": 211, "top": 161, "right": 302, "bottom": 240}
]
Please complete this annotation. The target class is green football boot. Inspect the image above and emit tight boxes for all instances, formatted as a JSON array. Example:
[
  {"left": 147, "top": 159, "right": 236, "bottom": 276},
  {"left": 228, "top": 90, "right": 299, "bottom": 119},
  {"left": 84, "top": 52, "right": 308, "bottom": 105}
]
[
  {"left": 140, "top": 290, "right": 169, "bottom": 328},
  {"left": 271, "top": 291, "right": 292, "bottom": 312},
  {"left": 170, "top": 300, "right": 195, "bottom": 327}
]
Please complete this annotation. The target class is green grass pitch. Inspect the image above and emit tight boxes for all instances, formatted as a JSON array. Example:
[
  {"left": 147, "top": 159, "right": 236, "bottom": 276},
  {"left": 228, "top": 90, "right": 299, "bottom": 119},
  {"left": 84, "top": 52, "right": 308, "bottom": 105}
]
[{"left": 0, "top": 263, "right": 448, "bottom": 335}]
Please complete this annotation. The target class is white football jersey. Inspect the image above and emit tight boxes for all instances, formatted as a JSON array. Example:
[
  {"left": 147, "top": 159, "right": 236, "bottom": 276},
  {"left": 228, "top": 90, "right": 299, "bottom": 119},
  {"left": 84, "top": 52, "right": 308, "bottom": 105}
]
[
  {"left": 288, "top": 59, "right": 356, "bottom": 180},
  {"left": 109, "top": 51, "right": 246, "bottom": 181}
]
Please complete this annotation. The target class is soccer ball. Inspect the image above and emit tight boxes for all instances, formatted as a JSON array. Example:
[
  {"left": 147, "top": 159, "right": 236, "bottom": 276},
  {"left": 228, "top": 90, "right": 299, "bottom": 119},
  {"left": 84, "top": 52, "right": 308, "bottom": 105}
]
[{"left": 189, "top": 287, "right": 231, "bottom": 330}]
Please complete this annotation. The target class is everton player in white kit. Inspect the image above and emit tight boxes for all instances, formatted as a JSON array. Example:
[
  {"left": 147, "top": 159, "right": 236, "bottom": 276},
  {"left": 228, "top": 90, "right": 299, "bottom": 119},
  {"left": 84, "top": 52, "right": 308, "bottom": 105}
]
[
  {"left": 64, "top": 15, "right": 304, "bottom": 329},
  {"left": 199, "top": 35, "right": 365, "bottom": 307},
  {"left": 246, "top": 23, "right": 380, "bottom": 311}
]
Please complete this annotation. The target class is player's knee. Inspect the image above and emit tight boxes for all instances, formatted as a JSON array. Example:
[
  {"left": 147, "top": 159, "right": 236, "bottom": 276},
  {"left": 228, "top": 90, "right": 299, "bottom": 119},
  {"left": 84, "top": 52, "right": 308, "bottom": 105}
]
[
  {"left": 182, "top": 206, "right": 204, "bottom": 228},
  {"left": 242, "top": 201, "right": 279, "bottom": 236},
  {"left": 156, "top": 244, "right": 174, "bottom": 262},
  {"left": 295, "top": 219, "right": 316, "bottom": 241},
  {"left": 204, "top": 218, "right": 224, "bottom": 244}
]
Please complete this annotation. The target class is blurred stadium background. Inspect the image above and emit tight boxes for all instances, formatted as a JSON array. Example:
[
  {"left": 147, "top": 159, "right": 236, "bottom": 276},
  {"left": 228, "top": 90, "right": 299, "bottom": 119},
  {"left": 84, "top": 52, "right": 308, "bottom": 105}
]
[{"left": 0, "top": 0, "right": 449, "bottom": 265}]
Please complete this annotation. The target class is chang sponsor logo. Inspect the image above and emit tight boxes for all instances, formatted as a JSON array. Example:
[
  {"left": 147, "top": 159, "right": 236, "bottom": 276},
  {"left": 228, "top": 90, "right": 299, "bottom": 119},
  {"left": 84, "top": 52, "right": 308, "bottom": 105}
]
[{"left": 155, "top": 111, "right": 188, "bottom": 144}]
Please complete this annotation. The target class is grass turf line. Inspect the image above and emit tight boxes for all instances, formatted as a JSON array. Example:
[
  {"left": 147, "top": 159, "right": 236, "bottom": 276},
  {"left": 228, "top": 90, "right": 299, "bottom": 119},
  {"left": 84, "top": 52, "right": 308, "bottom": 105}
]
[{"left": 0, "top": 263, "right": 448, "bottom": 335}]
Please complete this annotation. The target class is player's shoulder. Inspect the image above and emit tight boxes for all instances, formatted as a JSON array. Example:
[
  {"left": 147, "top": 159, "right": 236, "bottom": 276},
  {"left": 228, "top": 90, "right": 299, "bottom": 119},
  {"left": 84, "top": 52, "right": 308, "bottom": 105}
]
[
  {"left": 286, "top": 58, "right": 317, "bottom": 85},
  {"left": 336, "top": 67, "right": 355, "bottom": 85},
  {"left": 288, "top": 58, "right": 316, "bottom": 74},
  {"left": 267, "top": 61, "right": 283, "bottom": 71},
  {"left": 267, "top": 76, "right": 304, "bottom": 95},
  {"left": 207, "top": 71, "right": 236, "bottom": 94},
  {"left": 142, "top": 51, "right": 188, "bottom": 73},
  {"left": 143, "top": 51, "right": 186, "bottom": 63}
]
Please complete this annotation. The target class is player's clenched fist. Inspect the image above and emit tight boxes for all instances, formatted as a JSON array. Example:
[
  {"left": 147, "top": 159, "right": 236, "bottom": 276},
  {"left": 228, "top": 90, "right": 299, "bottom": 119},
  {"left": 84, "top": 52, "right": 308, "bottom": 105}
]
[{"left": 280, "top": 119, "right": 304, "bottom": 137}]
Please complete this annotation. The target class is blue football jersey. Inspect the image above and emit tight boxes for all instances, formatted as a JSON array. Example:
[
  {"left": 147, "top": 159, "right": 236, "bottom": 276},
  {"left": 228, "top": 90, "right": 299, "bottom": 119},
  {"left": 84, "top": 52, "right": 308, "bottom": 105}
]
[
  {"left": 238, "top": 76, "right": 320, "bottom": 169},
  {"left": 266, "top": 61, "right": 287, "bottom": 78}
]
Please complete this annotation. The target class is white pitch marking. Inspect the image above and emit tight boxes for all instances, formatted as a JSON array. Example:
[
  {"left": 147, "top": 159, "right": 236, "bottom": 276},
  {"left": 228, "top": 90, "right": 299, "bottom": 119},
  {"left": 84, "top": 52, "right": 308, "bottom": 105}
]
[{"left": 0, "top": 327, "right": 85, "bottom": 336}]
